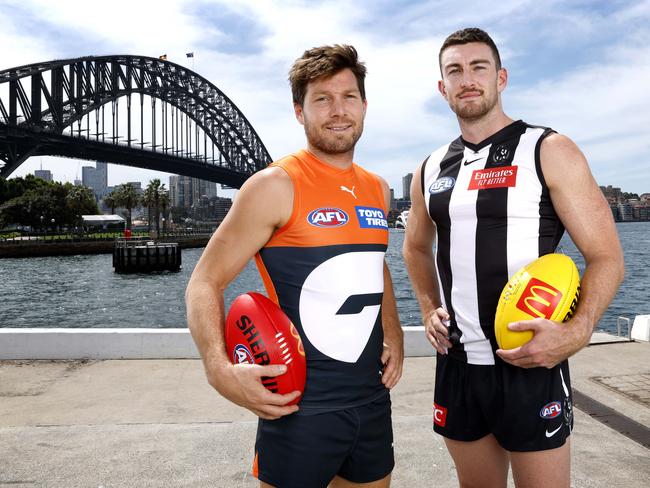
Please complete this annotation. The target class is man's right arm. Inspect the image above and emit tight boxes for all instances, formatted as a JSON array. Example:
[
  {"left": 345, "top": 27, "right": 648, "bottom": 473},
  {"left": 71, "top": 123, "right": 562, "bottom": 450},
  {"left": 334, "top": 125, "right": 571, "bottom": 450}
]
[
  {"left": 185, "top": 167, "right": 301, "bottom": 419},
  {"left": 402, "top": 163, "right": 452, "bottom": 354}
]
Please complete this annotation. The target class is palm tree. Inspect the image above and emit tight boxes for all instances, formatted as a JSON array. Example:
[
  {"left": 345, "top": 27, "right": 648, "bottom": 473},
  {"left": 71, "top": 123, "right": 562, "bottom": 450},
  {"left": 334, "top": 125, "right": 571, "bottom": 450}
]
[
  {"left": 114, "top": 183, "right": 139, "bottom": 231},
  {"left": 141, "top": 185, "right": 156, "bottom": 233},
  {"left": 144, "top": 179, "right": 162, "bottom": 235},
  {"left": 159, "top": 184, "right": 170, "bottom": 234},
  {"left": 103, "top": 191, "right": 117, "bottom": 215}
]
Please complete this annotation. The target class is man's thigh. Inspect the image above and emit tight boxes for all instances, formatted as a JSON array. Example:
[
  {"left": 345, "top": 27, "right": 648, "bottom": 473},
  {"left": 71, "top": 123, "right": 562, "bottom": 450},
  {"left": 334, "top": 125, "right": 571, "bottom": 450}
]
[
  {"left": 263, "top": 473, "right": 392, "bottom": 488},
  {"left": 444, "top": 434, "right": 509, "bottom": 488},
  {"left": 330, "top": 473, "right": 391, "bottom": 488},
  {"left": 510, "top": 440, "right": 570, "bottom": 488}
]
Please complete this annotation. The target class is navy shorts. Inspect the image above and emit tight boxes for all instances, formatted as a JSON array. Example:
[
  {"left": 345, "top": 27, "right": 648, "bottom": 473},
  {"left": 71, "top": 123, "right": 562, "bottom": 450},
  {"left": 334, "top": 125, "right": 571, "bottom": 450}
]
[
  {"left": 254, "top": 395, "right": 394, "bottom": 488},
  {"left": 433, "top": 354, "right": 573, "bottom": 452}
]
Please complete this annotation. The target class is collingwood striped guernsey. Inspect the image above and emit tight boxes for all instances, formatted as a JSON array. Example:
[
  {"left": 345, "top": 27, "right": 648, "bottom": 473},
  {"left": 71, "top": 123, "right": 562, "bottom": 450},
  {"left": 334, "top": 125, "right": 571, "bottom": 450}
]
[{"left": 422, "top": 120, "right": 565, "bottom": 365}]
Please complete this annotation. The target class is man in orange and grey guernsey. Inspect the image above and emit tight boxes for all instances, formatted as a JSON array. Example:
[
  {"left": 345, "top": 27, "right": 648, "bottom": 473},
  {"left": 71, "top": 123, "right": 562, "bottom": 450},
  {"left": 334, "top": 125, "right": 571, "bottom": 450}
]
[
  {"left": 186, "top": 45, "right": 403, "bottom": 488},
  {"left": 403, "top": 28, "right": 624, "bottom": 487}
]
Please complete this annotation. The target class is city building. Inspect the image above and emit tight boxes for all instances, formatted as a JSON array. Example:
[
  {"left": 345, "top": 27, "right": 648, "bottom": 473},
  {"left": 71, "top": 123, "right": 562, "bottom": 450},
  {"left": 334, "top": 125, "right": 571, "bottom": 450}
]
[
  {"left": 34, "top": 169, "right": 53, "bottom": 182},
  {"left": 190, "top": 195, "right": 233, "bottom": 222},
  {"left": 402, "top": 173, "right": 413, "bottom": 199},
  {"left": 600, "top": 185, "right": 623, "bottom": 203},
  {"left": 81, "top": 162, "right": 108, "bottom": 200},
  {"left": 126, "top": 181, "right": 143, "bottom": 194},
  {"left": 633, "top": 205, "right": 649, "bottom": 221},
  {"left": 169, "top": 175, "right": 217, "bottom": 208},
  {"left": 395, "top": 198, "right": 411, "bottom": 211},
  {"left": 617, "top": 202, "right": 634, "bottom": 221}
]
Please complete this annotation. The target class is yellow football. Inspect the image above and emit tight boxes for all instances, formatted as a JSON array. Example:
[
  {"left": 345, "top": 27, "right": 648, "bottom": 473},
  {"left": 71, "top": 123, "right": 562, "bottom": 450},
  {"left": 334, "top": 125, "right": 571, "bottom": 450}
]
[{"left": 494, "top": 253, "right": 580, "bottom": 350}]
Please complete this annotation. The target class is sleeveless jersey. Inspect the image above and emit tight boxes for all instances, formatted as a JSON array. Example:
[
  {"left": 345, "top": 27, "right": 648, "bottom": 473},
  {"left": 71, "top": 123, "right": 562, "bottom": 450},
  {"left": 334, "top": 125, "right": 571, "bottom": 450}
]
[
  {"left": 255, "top": 149, "right": 389, "bottom": 413},
  {"left": 421, "top": 120, "right": 564, "bottom": 365}
]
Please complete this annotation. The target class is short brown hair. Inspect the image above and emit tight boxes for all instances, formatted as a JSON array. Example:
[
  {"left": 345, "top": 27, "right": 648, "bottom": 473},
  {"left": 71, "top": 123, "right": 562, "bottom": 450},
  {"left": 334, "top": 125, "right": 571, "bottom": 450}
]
[
  {"left": 439, "top": 28, "right": 502, "bottom": 74},
  {"left": 289, "top": 44, "right": 367, "bottom": 105}
]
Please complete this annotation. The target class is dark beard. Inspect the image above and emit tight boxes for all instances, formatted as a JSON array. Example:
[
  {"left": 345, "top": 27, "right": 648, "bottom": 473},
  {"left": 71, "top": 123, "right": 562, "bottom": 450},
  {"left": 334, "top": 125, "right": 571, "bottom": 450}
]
[
  {"left": 452, "top": 91, "right": 498, "bottom": 121},
  {"left": 304, "top": 121, "right": 364, "bottom": 155}
]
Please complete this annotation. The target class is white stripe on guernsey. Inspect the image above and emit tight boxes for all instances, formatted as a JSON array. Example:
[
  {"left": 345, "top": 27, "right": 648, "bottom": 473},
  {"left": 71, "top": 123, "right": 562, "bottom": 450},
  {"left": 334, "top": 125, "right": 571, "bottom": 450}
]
[
  {"left": 506, "top": 128, "right": 545, "bottom": 279},
  {"left": 450, "top": 146, "right": 494, "bottom": 365}
]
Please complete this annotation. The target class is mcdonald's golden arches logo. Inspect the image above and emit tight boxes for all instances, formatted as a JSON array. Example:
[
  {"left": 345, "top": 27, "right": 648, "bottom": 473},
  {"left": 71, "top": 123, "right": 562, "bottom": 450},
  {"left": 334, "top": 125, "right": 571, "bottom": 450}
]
[{"left": 515, "top": 277, "right": 563, "bottom": 319}]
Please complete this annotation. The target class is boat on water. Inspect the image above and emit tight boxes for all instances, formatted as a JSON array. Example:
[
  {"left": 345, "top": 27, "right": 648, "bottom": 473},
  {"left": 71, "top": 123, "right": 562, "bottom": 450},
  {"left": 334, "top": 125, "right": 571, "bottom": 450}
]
[{"left": 395, "top": 210, "right": 409, "bottom": 229}]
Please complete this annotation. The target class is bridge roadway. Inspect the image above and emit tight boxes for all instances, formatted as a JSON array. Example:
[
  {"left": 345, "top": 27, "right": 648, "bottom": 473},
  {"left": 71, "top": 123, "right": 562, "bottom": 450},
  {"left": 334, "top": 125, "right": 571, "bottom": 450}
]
[{"left": 1, "top": 339, "right": 648, "bottom": 487}]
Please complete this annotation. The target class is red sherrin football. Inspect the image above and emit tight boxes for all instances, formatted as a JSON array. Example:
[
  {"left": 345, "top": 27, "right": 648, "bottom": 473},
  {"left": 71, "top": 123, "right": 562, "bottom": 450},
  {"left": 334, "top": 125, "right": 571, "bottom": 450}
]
[{"left": 225, "top": 292, "right": 306, "bottom": 404}]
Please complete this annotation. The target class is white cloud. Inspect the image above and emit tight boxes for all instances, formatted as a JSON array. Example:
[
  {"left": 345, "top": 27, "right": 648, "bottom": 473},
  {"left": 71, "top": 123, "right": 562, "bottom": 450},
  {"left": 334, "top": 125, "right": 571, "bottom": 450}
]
[{"left": 2, "top": 0, "right": 650, "bottom": 196}]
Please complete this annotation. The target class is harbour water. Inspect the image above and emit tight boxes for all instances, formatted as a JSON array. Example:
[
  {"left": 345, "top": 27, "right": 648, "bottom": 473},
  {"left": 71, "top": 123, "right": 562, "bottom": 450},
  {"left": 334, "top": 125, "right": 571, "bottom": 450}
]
[{"left": 1, "top": 223, "right": 647, "bottom": 333}]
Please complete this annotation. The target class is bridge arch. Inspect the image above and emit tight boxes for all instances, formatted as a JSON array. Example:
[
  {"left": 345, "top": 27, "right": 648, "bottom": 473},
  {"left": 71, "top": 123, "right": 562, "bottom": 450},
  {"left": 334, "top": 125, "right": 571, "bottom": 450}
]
[{"left": 0, "top": 55, "right": 272, "bottom": 187}]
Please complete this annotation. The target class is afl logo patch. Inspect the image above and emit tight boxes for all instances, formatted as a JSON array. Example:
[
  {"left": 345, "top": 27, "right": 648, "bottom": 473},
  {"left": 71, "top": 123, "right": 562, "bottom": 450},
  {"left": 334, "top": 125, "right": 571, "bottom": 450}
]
[
  {"left": 429, "top": 176, "right": 455, "bottom": 194},
  {"left": 233, "top": 344, "right": 254, "bottom": 364},
  {"left": 307, "top": 207, "right": 349, "bottom": 227},
  {"left": 540, "top": 401, "right": 562, "bottom": 419}
]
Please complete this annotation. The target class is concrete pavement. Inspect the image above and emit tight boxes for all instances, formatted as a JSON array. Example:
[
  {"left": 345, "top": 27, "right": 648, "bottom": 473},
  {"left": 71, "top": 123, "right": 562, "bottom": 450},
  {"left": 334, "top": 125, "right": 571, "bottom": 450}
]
[{"left": 1, "top": 341, "right": 648, "bottom": 487}]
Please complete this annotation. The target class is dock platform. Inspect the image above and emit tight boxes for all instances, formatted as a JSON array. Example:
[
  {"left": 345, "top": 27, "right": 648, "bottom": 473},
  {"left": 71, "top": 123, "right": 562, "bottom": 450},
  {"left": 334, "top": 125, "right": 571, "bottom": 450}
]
[{"left": 1, "top": 340, "right": 648, "bottom": 487}]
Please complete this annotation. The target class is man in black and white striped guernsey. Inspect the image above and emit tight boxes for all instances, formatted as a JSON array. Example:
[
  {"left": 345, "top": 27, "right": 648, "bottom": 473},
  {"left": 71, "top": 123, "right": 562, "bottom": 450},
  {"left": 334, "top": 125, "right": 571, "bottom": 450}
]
[{"left": 403, "top": 27, "right": 624, "bottom": 488}]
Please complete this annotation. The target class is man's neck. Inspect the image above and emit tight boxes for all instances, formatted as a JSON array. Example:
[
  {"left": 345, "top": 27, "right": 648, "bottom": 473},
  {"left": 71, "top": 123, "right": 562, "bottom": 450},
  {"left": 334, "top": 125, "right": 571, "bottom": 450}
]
[
  {"left": 457, "top": 108, "right": 515, "bottom": 145},
  {"left": 307, "top": 144, "right": 354, "bottom": 170}
]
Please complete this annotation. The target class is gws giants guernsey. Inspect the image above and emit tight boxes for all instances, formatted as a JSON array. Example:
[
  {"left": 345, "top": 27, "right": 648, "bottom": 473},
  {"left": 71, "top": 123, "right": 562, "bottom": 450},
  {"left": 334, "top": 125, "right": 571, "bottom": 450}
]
[
  {"left": 255, "top": 150, "right": 389, "bottom": 413},
  {"left": 422, "top": 120, "right": 564, "bottom": 365}
]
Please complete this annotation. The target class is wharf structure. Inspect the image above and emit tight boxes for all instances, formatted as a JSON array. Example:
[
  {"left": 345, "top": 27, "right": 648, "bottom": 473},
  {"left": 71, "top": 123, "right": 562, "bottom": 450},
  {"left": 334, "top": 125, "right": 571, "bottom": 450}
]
[{"left": 113, "top": 238, "right": 181, "bottom": 273}]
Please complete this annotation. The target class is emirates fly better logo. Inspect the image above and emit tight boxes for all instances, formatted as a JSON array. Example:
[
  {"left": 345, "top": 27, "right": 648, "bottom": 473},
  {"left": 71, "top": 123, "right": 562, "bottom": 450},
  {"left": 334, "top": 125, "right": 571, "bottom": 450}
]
[{"left": 468, "top": 166, "right": 518, "bottom": 190}]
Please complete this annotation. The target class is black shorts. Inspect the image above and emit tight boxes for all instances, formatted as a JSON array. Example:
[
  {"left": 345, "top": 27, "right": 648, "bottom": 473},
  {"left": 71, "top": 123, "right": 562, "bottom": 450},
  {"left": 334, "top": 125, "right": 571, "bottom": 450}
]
[
  {"left": 433, "top": 354, "right": 573, "bottom": 452},
  {"left": 253, "top": 395, "right": 394, "bottom": 488}
]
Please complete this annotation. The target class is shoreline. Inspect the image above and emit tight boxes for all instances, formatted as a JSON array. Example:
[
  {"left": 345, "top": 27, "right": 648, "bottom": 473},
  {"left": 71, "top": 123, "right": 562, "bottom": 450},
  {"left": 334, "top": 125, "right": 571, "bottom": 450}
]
[{"left": 0, "top": 235, "right": 210, "bottom": 258}]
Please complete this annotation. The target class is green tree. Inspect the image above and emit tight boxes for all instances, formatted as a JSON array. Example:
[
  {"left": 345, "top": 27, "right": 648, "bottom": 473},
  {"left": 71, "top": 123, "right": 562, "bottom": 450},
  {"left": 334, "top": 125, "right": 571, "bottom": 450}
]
[
  {"left": 65, "top": 185, "right": 98, "bottom": 228},
  {"left": 114, "top": 183, "right": 139, "bottom": 231},
  {"left": 0, "top": 175, "right": 49, "bottom": 206},
  {"left": 103, "top": 191, "right": 118, "bottom": 214},
  {"left": 0, "top": 178, "right": 98, "bottom": 231},
  {"left": 159, "top": 185, "right": 170, "bottom": 234},
  {"left": 0, "top": 189, "right": 56, "bottom": 230},
  {"left": 142, "top": 179, "right": 161, "bottom": 233}
]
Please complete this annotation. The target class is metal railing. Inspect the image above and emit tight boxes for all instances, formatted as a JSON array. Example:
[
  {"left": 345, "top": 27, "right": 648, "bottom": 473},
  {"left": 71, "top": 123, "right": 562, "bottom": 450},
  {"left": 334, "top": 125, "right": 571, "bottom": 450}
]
[{"left": 616, "top": 316, "right": 633, "bottom": 340}]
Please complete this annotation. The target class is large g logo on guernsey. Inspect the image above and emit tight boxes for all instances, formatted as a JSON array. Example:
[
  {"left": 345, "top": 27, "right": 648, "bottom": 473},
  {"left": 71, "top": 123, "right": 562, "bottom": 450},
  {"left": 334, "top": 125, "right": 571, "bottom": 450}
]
[{"left": 299, "top": 252, "right": 384, "bottom": 363}]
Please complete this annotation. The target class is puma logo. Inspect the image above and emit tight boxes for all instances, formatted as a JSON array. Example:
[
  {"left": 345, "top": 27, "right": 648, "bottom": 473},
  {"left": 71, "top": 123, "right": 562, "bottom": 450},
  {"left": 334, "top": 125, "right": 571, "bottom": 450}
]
[{"left": 340, "top": 185, "right": 357, "bottom": 199}]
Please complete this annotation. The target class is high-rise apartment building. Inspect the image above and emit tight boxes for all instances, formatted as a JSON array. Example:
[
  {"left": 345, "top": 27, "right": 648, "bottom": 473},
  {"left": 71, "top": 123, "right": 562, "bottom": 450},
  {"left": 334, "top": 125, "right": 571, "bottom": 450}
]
[
  {"left": 169, "top": 175, "right": 217, "bottom": 208},
  {"left": 81, "top": 162, "right": 108, "bottom": 199},
  {"left": 402, "top": 173, "right": 413, "bottom": 199},
  {"left": 34, "top": 169, "right": 53, "bottom": 182}
]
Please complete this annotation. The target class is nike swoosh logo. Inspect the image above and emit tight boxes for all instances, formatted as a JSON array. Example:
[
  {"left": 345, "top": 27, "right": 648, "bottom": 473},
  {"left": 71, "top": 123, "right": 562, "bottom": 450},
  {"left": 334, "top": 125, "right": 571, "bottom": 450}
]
[
  {"left": 545, "top": 425, "right": 562, "bottom": 438},
  {"left": 463, "top": 157, "right": 482, "bottom": 166}
]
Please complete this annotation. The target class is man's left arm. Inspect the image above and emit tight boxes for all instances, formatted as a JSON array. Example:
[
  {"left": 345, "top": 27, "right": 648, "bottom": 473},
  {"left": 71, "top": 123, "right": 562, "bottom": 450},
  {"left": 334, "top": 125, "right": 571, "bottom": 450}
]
[
  {"left": 379, "top": 176, "right": 404, "bottom": 388},
  {"left": 497, "top": 133, "right": 624, "bottom": 368}
]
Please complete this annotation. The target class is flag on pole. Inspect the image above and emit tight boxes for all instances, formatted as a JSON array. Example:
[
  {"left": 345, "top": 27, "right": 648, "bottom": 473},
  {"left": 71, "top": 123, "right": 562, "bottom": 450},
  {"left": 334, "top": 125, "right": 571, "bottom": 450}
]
[
  {"left": 159, "top": 54, "right": 167, "bottom": 61},
  {"left": 186, "top": 52, "right": 194, "bottom": 58}
]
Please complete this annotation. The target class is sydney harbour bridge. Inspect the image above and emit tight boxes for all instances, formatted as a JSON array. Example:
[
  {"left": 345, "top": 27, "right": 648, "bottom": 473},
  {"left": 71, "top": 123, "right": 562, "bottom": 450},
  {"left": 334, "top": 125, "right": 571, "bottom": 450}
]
[{"left": 0, "top": 55, "right": 272, "bottom": 188}]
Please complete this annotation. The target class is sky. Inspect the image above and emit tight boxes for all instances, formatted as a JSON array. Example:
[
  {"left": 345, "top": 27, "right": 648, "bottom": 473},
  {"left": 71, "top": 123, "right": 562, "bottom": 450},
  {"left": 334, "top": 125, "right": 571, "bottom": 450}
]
[{"left": 1, "top": 0, "right": 649, "bottom": 198}]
